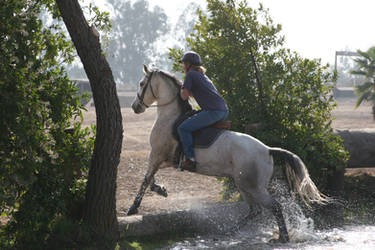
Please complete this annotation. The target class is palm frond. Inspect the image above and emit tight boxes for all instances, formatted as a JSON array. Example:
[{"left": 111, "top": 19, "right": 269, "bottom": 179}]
[
  {"left": 357, "top": 49, "right": 372, "bottom": 61},
  {"left": 352, "top": 47, "right": 375, "bottom": 80},
  {"left": 355, "top": 81, "right": 375, "bottom": 94},
  {"left": 355, "top": 90, "right": 371, "bottom": 108},
  {"left": 367, "top": 47, "right": 375, "bottom": 59},
  {"left": 352, "top": 58, "right": 368, "bottom": 68},
  {"left": 350, "top": 69, "right": 367, "bottom": 76}
]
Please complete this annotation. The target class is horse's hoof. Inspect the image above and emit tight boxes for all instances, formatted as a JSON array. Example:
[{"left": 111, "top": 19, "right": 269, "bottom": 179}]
[
  {"left": 127, "top": 205, "right": 138, "bottom": 216},
  {"left": 151, "top": 185, "right": 168, "bottom": 197},
  {"left": 269, "top": 235, "right": 289, "bottom": 244},
  {"left": 279, "top": 236, "right": 289, "bottom": 243},
  {"left": 158, "top": 187, "right": 168, "bottom": 197}
]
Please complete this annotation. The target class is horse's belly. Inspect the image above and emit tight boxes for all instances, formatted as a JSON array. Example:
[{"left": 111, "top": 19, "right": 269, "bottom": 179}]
[{"left": 194, "top": 131, "right": 239, "bottom": 177}]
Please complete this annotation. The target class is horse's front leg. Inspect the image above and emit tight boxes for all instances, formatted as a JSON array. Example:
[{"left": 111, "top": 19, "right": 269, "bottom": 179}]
[
  {"left": 127, "top": 153, "right": 163, "bottom": 216},
  {"left": 150, "top": 177, "right": 168, "bottom": 197}
]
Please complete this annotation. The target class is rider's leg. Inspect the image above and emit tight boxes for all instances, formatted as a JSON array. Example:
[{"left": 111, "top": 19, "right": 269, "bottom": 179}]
[{"left": 177, "top": 110, "right": 229, "bottom": 161}]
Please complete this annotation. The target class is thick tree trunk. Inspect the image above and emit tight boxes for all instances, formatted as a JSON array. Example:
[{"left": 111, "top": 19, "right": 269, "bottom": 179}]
[{"left": 55, "top": 0, "right": 123, "bottom": 242}]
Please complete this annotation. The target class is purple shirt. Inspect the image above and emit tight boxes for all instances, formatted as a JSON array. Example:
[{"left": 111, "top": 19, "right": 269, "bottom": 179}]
[{"left": 182, "top": 70, "right": 228, "bottom": 111}]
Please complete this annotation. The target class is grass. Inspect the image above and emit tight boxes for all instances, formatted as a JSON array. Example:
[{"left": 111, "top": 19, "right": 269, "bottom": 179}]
[
  {"left": 118, "top": 232, "right": 189, "bottom": 250},
  {"left": 344, "top": 173, "right": 375, "bottom": 224}
]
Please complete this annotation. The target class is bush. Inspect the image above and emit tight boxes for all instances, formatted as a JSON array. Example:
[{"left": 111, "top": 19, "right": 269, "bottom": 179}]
[
  {"left": 169, "top": 0, "right": 348, "bottom": 200},
  {"left": 0, "top": 1, "right": 94, "bottom": 248}
]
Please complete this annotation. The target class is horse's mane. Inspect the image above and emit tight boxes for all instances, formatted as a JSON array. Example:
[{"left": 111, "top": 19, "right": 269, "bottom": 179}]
[
  {"left": 156, "top": 70, "right": 192, "bottom": 114},
  {"left": 157, "top": 70, "right": 182, "bottom": 86}
]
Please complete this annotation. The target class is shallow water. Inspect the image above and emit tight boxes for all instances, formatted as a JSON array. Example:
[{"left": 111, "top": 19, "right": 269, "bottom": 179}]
[
  {"left": 164, "top": 225, "right": 375, "bottom": 250},
  {"left": 159, "top": 179, "right": 375, "bottom": 250}
]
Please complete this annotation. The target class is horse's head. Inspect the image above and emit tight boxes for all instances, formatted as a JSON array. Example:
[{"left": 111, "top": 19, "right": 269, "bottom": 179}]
[
  {"left": 132, "top": 65, "right": 190, "bottom": 114},
  {"left": 132, "top": 65, "right": 158, "bottom": 114}
]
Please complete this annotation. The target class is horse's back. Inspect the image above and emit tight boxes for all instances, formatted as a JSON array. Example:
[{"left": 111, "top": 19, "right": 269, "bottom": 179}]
[{"left": 195, "top": 130, "right": 273, "bottom": 180}]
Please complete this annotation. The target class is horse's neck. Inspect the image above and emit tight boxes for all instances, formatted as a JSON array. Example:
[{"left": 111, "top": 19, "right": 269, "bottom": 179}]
[
  {"left": 155, "top": 101, "right": 181, "bottom": 126},
  {"left": 154, "top": 77, "right": 182, "bottom": 126}
]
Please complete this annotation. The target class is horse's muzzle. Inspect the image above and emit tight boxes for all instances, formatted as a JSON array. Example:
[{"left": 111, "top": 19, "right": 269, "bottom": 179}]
[{"left": 132, "top": 100, "right": 145, "bottom": 114}]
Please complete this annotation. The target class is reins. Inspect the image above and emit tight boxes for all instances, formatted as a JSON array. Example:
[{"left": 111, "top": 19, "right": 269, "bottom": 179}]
[{"left": 137, "top": 70, "right": 180, "bottom": 108}]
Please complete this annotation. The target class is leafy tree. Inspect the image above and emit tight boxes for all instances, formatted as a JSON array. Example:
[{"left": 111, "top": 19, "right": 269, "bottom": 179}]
[
  {"left": 106, "top": 0, "right": 169, "bottom": 85},
  {"left": 170, "top": 0, "right": 347, "bottom": 198},
  {"left": 174, "top": 2, "right": 201, "bottom": 49},
  {"left": 350, "top": 46, "right": 375, "bottom": 119},
  {"left": 0, "top": 0, "right": 94, "bottom": 248}
]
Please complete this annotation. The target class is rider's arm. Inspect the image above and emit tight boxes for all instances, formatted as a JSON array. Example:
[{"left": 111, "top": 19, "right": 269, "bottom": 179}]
[
  {"left": 181, "top": 71, "right": 194, "bottom": 100},
  {"left": 180, "top": 87, "right": 192, "bottom": 101}
]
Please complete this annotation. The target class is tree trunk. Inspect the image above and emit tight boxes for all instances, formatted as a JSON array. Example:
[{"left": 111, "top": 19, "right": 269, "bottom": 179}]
[{"left": 55, "top": 0, "right": 123, "bottom": 243}]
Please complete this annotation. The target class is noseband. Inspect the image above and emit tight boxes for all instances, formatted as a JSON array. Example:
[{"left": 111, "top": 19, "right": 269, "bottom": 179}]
[
  {"left": 137, "top": 71, "right": 179, "bottom": 108},
  {"left": 137, "top": 72, "right": 156, "bottom": 108}
]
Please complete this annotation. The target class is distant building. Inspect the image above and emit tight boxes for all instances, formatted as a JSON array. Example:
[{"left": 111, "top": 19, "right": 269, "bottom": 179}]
[
  {"left": 72, "top": 79, "right": 136, "bottom": 108},
  {"left": 72, "top": 79, "right": 92, "bottom": 106}
]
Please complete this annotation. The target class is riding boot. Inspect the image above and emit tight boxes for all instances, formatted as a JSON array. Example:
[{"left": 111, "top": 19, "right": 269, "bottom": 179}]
[{"left": 181, "top": 159, "right": 196, "bottom": 172}]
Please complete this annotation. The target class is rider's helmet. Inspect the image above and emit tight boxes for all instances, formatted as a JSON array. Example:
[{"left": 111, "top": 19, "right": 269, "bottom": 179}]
[{"left": 179, "top": 51, "right": 202, "bottom": 66}]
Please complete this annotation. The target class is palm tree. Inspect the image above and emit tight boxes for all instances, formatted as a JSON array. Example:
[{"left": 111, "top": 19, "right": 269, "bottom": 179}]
[{"left": 350, "top": 46, "right": 375, "bottom": 120}]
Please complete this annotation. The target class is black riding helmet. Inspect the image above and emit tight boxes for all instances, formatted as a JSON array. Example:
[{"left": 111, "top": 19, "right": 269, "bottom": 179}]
[{"left": 179, "top": 51, "right": 202, "bottom": 66}]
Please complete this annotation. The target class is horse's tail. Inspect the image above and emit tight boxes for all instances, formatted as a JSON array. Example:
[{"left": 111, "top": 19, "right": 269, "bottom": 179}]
[{"left": 269, "top": 147, "right": 329, "bottom": 207}]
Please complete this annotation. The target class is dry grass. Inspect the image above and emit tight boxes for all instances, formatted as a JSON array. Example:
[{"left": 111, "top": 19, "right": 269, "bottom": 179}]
[{"left": 332, "top": 98, "right": 375, "bottom": 129}]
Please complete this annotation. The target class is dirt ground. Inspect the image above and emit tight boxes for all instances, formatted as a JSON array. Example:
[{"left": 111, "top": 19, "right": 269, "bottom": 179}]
[{"left": 81, "top": 97, "right": 375, "bottom": 216}]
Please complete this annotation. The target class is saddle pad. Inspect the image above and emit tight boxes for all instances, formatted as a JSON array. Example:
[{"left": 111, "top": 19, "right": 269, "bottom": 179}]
[{"left": 193, "top": 127, "right": 226, "bottom": 148}]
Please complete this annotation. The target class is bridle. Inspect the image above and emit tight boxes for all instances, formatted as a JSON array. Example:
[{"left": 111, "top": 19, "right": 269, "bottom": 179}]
[{"left": 137, "top": 70, "right": 180, "bottom": 108}]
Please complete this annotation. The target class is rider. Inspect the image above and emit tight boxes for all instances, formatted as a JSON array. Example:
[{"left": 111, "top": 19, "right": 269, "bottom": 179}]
[{"left": 178, "top": 51, "right": 229, "bottom": 172}]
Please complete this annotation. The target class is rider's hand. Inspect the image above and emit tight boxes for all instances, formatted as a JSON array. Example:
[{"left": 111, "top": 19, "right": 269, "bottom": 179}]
[{"left": 180, "top": 87, "right": 191, "bottom": 101}]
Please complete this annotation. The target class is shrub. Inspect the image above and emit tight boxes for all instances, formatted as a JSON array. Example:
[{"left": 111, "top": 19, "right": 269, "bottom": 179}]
[
  {"left": 169, "top": 0, "right": 348, "bottom": 200},
  {"left": 0, "top": 1, "right": 94, "bottom": 248}
]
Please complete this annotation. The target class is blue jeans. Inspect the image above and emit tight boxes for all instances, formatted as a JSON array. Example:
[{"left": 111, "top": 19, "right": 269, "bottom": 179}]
[{"left": 177, "top": 110, "right": 229, "bottom": 160}]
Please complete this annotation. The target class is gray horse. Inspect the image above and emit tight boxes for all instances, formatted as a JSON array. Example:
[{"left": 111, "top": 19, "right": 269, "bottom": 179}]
[{"left": 127, "top": 65, "right": 328, "bottom": 243}]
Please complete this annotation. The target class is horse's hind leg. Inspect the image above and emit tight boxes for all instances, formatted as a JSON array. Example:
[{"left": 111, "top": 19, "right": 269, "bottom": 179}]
[
  {"left": 251, "top": 189, "right": 289, "bottom": 243},
  {"left": 270, "top": 198, "right": 289, "bottom": 243},
  {"left": 150, "top": 177, "right": 168, "bottom": 197}
]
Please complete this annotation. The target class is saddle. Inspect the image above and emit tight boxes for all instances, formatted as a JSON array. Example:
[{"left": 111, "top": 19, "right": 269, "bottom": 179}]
[
  {"left": 172, "top": 110, "right": 231, "bottom": 169},
  {"left": 211, "top": 120, "right": 232, "bottom": 130}
]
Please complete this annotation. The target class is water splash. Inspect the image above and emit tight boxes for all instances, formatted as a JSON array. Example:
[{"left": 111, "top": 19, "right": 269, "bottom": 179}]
[
  {"left": 163, "top": 178, "right": 375, "bottom": 249},
  {"left": 269, "top": 178, "right": 318, "bottom": 243},
  {"left": 165, "top": 178, "right": 324, "bottom": 249}
]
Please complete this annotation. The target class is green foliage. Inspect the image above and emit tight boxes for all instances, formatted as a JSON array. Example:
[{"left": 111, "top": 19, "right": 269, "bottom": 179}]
[
  {"left": 350, "top": 46, "right": 375, "bottom": 119},
  {"left": 0, "top": 1, "right": 94, "bottom": 248},
  {"left": 344, "top": 174, "right": 375, "bottom": 224},
  {"left": 119, "top": 233, "right": 187, "bottom": 250},
  {"left": 170, "top": 0, "right": 347, "bottom": 199}
]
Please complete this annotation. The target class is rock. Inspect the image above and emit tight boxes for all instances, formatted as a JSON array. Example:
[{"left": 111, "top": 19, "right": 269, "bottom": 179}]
[{"left": 335, "top": 129, "right": 375, "bottom": 168}]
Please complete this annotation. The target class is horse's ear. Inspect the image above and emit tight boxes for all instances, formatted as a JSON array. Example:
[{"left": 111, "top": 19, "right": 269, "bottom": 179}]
[{"left": 143, "top": 64, "right": 150, "bottom": 74}]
